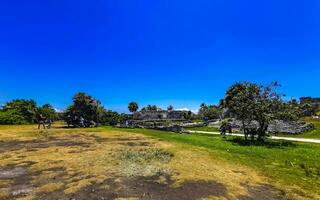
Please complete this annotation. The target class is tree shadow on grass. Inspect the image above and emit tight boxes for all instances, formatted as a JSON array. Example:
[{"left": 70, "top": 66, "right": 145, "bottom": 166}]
[{"left": 225, "top": 137, "right": 297, "bottom": 148}]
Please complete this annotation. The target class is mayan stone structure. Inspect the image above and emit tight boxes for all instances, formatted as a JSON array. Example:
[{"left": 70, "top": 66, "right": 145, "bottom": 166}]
[{"left": 133, "top": 110, "right": 191, "bottom": 121}]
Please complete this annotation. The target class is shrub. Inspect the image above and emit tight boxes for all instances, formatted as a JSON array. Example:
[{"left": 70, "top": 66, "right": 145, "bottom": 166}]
[{"left": 0, "top": 110, "right": 28, "bottom": 124}]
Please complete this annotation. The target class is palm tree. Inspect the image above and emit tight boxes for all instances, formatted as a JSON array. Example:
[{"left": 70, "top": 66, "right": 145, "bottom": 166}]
[
  {"left": 128, "top": 102, "right": 139, "bottom": 113},
  {"left": 167, "top": 105, "right": 174, "bottom": 112}
]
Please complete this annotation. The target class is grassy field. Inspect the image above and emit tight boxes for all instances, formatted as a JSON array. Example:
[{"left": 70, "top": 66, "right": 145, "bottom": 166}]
[
  {"left": 188, "top": 118, "right": 320, "bottom": 139},
  {"left": 109, "top": 127, "right": 320, "bottom": 199},
  {"left": 0, "top": 125, "right": 319, "bottom": 200},
  {"left": 186, "top": 126, "right": 220, "bottom": 132}
]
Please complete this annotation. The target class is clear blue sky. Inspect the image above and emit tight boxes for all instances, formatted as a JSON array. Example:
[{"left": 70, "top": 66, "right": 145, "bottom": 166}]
[{"left": 0, "top": 0, "right": 319, "bottom": 113}]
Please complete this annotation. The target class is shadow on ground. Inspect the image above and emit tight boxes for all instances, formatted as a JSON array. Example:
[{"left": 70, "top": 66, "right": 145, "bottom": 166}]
[{"left": 226, "top": 137, "right": 296, "bottom": 148}]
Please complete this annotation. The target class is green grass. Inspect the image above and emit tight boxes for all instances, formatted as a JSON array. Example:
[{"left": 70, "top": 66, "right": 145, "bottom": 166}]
[
  {"left": 188, "top": 118, "right": 320, "bottom": 139},
  {"left": 101, "top": 127, "right": 320, "bottom": 196},
  {"left": 186, "top": 126, "right": 220, "bottom": 132}
]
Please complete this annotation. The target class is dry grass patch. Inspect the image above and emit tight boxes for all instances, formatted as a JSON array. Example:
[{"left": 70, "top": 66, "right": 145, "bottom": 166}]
[
  {"left": 112, "top": 148, "right": 173, "bottom": 177},
  {"left": 37, "top": 183, "right": 64, "bottom": 193},
  {"left": 0, "top": 125, "right": 172, "bottom": 199},
  {"left": 0, "top": 125, "right": 298, "bottom": 199},
  {"left": 166, "top": 144, "right": 266, "bottom": 199}
]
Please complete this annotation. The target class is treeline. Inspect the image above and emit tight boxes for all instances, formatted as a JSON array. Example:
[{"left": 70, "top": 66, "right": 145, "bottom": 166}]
[
  {"left": 63, "top": 92, "right": 127, "bottom": 127},
  {"left": 0, "top": 82, "right": 318, "bottom": 128},
  {"left": 0, "top": 93, "right": 129, "bottom": 126},
  {"left": 0, "top": 100, "right": 58, "bottom": 125}
]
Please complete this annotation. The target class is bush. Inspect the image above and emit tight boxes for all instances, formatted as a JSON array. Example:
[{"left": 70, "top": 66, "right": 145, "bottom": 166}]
[
  {"left": 0, "top": 110, "right": 29, "bottom": 124},
  {"left": 2, "top": 99, "right": 38, "bottom": 124}
]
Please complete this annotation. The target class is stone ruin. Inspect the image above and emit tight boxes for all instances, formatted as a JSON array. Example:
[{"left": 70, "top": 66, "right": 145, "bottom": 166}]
[
  {"left": 222, "top": 120, "right": 314, "bottom": 135},
  {"left": 120, "top": 110, "right": 193, "bottom": 133},
  {"left": 300, "top": 97, "right": 320, "bottom": 107},
  {"left": 133, "top": 110, "right": 192, "bottom": 121}
]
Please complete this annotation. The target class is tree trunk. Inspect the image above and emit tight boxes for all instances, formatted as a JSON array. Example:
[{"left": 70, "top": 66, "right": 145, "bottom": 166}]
[
  {"left": 257, "top": 121, "right": 268, "bottom": 142},
  {"left": 242, "top": 121, "right": 248, "bottom": 140}
]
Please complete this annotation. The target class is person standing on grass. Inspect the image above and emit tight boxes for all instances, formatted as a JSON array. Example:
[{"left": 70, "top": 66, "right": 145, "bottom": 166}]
[
  {"left": 37, "top": 114, "right": 46, "bottom": 129},
  {"left": 220, "top": 122, "right": 227, "bottom": 136},
  {"left": 46, "top": 118, "right": 52, "bottom": 129},
  {"left": 228, "top": 123, "right": 232, "bottom": 134}
]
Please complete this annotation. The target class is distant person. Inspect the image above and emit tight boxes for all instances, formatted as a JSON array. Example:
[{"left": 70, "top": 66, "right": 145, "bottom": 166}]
[
  {"left": 37, "top": 114, "right": 46, "bottom": 129},
  {"left": 228, "top": 123, "right": 232, "bottom": 134},
  {"left": 203, "top": 117, "right": 209, "bottom": 125},
  {"left": 219, "top": 122, "right": 227, "bottom": 136},
  {"left": 46, "top": 118, "right": 52, "bottom": 129}
]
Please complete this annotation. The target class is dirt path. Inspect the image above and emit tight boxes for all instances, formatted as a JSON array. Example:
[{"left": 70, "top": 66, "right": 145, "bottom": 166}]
[{"left": 188, "top": 130, "right": 320, "bottom": 144}]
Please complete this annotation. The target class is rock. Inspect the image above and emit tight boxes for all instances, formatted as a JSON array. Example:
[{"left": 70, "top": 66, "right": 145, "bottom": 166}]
[
  {"left": 229, "top": 120, "right": 314, "bottom": 135},
  {"left": 153, "top": 125, "right": 185, "bottom": 133},
  {"left": 133, "top": 110, "right": 191, "bottom": 121},
  {"left": 268, "top": 120, "right": 314, "bottom": 134}
]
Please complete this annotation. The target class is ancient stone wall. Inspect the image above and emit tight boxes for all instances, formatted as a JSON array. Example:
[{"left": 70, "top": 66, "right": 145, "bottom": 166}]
[
  {"left": 133, "top": 111, "right": 188, "bottom": 121},
  {"left": 227, "top": 120, "right": 314, "bottom": 135}
]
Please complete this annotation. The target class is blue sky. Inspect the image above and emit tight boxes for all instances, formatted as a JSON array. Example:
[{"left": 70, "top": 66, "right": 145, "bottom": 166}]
[{"left": 0, "top": 0, "right": 319, "bottom": 113}]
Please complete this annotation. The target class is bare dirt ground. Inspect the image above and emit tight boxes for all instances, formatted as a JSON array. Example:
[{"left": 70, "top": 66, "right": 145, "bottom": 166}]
[{"left": 0, "top": 126, "right": 286, "bottom": 200}]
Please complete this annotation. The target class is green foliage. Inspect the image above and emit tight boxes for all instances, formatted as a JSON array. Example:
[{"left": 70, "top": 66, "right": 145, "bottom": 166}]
[
  {"left": 224, "top": 82, "right": 294, "bottom": 141},
  {"left": 198, "top": 103, "right": 220, "bottom": 119},
  {"left": 99, "top": 110, "right": 122, "bottom": 126},
  {"left": 0, "top": 99, "right": 38, "bottom": 124},
  {"left": 64, "top": 92, "right": 105, "bottom": 127},
  {"left": 37, "top": 104, "right": 58, "bottom": 120},
  {"left": 183, "top": 111, "right": 193, "bottom": 120},
  {"left": 0, "top": 110, "right": 28, "bottom": 124},
  {"left": 64, "top": 92, "right": 123, "bottom": 127},
  {"left": 141, "top": 105, "right": 162, "bottom": 112},
  {"left": 167, "top": 105, "right": 174, "bottom": 111},
  {"left": 128, "top": 102, "right": 139, "bottom": 113},
  {"left": 300, "top": 103, "right": 315, "bottom": 117},
  {"left": 276, "top": 100, "right": 301, "bottom": 121}
]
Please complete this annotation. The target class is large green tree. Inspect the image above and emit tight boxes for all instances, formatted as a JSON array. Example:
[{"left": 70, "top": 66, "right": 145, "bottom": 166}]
[
  {"left": 0, "top": 99, "right": 38, "bottom": 124},
  {"left": 64, "top": 92, "right": 104, "bottom": 127},
  {"left": 224, "top": 82, "right": 291, "bottom": 141},
  {"left": 199, "top": 103, "right": 220, "bottom": 120},
  {"left": 37, "top": 104, "right": 57, "bottom": 121},
  {"left": 99, "top": 109, "right": 122, "bottom": 126}
]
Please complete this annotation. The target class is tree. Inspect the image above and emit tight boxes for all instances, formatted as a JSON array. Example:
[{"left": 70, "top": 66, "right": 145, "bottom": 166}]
[
  {"left": 276, "top": 100, "right": 301, "bottom": 121},
  {"left": 199, "top": 103, "right": 220, "bottom": 120},
  {"left": 37, "top": 104, "right": 57, "bottom": 121},
  {"left": 99, "top": 109, "right": 122, "bottom": 126},
  {"left": 64, "top": 92, "right": 104, "bottom": 127},
  {"left": 1, "top": 99, "right": 38, "bottom": 124},
  {"left": 0, "top": 110, "right": 27, "bottom": 125},
  {"left": 128, "top": 102, "right": 139, "bottom": 113},
  {"left": 183, "top": 111, "right": 193, "bottom": 120},
  {"left": 167, "top": 105, "right": 174, "bottom": 111},
  {"left": 300, "top": 103, "right": 315, "bottom": 117},
  {"left": 224, "top": 82, "right": 288, "bottom": 141},
  {"left": 141, "top": 105, "right": 162, "bottom": 112}
]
